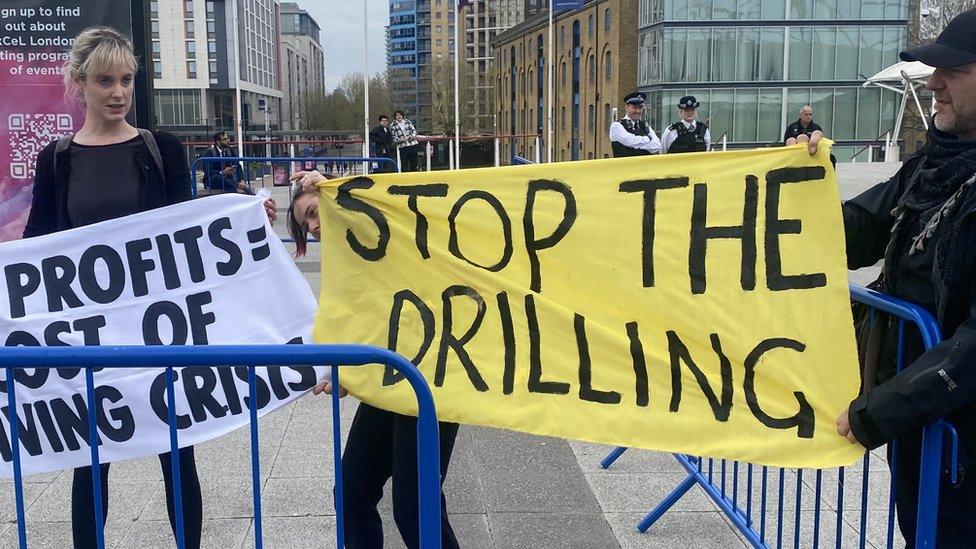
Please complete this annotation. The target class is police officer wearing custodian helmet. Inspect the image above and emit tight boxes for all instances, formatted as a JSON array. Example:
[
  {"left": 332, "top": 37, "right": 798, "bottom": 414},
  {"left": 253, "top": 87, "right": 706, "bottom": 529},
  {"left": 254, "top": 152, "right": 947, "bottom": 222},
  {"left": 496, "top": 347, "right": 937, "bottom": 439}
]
[
  {"left": 661, "top": 95, "right": 711, "bottom": 153},
  {"left": 609, "top": 92, "right": 662, "bottom": 157}
]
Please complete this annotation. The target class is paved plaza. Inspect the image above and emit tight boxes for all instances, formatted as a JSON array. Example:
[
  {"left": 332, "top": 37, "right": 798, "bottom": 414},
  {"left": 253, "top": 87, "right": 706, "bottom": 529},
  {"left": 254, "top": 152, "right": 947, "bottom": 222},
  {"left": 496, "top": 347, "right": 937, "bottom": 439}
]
[{"left": 1, "top": 161, "right": 900, "bottom": 548}]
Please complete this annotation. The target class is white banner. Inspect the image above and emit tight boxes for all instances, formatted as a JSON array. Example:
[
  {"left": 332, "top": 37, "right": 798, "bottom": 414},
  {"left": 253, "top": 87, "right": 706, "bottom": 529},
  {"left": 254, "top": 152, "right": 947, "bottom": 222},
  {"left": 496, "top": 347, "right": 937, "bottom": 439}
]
[{"left": 0, "top": 194, "right": 321, "bottom": 476}]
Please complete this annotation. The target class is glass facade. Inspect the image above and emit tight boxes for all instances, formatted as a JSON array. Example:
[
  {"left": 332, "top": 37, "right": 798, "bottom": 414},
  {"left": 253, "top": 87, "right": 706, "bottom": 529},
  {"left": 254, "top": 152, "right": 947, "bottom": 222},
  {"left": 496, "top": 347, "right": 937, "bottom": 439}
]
[
  {"left": 637, "top": 0, "right": 909, "bottom": 155},
  {"left": 155, "top": 89, "right": 203, "bottom": 126},
  {"left": 640, "top": 0, "right": 908, "bottom": 24}
]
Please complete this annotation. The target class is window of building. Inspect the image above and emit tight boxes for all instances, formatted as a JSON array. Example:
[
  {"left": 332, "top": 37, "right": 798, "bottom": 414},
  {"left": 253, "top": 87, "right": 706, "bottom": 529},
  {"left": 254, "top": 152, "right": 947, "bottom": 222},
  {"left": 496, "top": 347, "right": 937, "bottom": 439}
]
[
  {"left": 186, "top": 40, "right": 196, "bottom": 57},
  {"left": 588, "top": 104, "right": 594, "bottom": 130},
  {"left": 185, "top": 20, "right": 194, "bottom": 39},
  {"left": 153, "top": 61, "right": 162, "bottom": 79},
  {"left": 154, "top": 89, "right": 202, "bottom": 126},
  {"left": 588, "top": 15, "right": 594, "bottom": 38},
  {"left": 206, "top": 1, "right": 214, "bottom": 14},
  {"left": 560, "top": 25, "right": 565, "bottom": 48},
  {"left": 151, "top": 20, "right": 160, "bottom": 38},
  {"left": 588, "top": 53, "right": 595, "bottom": 84},
  {"left": 184, "top": 0, "right": 193, "bottom": 14},
  {"left": 605, "top": 51, "right": 612, "bottom": 80},
  {"left": 436, "top": 39, "right": 443, "bottom": 46},
  {"left": 207, "top": 20, "right": 216, "bottom": 33},
  {"left": 561, "top": 61, "right": 567, "bottom": 88},
  {"left": 208, "top": 40, "right": 217, "bottom": 54},
  {"left": 436, "top": 11, "right": 442, "bottom": 18},
  {"left": 732, "top": 89, "right": 758, "bottom": 142},
  {"left": 436, "top": 25, "right": 442, "bottom": 32},
  {"left": 605, "top": 9, "right": 611, "bottom": 30},
  {"left": 187, "top": 61, "right": 197, "bottom": 78},
  {"left": 152, "top": 40, "right": 160, "bottom": 55},
  {"left": 150, "top": 1, "right": 158, "bottom": 17},
  {"left": 209, "top": 60, "right": 217, "bottom": 74},
  {"left": 561, "top": 106, "right": 566, "bottom": 129},
  {"left": 604, "top": 102, "right": 612, "bottom": 130}
]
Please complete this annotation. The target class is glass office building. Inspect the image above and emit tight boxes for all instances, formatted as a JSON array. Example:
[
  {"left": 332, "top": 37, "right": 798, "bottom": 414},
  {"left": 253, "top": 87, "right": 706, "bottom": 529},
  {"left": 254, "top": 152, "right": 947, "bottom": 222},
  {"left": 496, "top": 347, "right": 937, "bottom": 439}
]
[{"left": 637, "top": 0, "right": 909, "bottom": 160}]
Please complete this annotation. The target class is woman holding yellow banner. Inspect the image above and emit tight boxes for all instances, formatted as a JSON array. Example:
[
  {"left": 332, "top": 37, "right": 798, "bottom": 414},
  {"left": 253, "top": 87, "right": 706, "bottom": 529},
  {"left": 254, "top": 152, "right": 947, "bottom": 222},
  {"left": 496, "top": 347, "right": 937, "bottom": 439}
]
[{"left": 286, "top": 170, "right": 461, "bottom": 549}]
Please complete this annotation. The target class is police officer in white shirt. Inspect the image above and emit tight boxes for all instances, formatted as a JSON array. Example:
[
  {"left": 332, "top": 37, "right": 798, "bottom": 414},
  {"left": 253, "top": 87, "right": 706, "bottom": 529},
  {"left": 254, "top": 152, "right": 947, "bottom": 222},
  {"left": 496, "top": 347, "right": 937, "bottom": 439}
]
[
  {"left": 609, "top": 92, "right": 661, "bottom": 157},
  {"left": 661, "top": 95, "right": 711, "bottom": 154}
]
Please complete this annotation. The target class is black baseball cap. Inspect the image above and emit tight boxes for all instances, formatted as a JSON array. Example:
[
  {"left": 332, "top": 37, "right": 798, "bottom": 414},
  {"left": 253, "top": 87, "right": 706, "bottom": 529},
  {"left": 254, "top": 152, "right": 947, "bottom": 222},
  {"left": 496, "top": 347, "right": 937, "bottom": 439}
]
[
  {"left": 900, "top": 9, "right": 976, "bottom": 68},
  {"left": 678, "top": 96, "right": 699, "bottom": 109},
  {"left": 624, "top": 92, "right": 646, "bottom": 105}
]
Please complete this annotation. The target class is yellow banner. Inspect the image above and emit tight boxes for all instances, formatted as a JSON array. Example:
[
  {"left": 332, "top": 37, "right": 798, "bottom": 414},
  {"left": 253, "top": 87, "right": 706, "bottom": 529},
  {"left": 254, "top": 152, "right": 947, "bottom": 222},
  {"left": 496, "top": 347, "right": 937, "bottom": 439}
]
[{"left": 312, "top": 143, "right": 864, "bottom": 468}]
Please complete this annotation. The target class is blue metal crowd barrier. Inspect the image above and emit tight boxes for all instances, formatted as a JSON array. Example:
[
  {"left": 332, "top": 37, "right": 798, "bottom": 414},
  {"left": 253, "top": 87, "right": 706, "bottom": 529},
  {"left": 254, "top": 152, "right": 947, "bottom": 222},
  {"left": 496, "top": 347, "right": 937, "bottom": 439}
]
[
  {"left": 191, "top": 156, "right": 400, "bottom": 197},
  {"left": 0, "top": 344, "right": 443, "bottom": 549},
  {"left": 601, "top": 282, "right": 956, "bottom": 548},
  {"left": 512, "top": 156, "right": 534, "bottom": 165}
]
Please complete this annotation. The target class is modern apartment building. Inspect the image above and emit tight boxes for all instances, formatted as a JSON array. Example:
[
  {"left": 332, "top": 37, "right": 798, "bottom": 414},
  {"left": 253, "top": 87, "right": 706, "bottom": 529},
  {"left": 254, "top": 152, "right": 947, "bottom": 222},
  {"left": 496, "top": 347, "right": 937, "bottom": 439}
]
[
  {"left": 637, "top": 0, "right": 910, "bottom": 160},
  {"left": 279, "top": 2, "right": 325, "bottom": 131},
  {"left": 151, "top": 0, "right": 283, "bottom": 135},
  {"left": 493, "top": 0, "right": 638, "bottom": 162},
  {"left": 387, "top": 0, "right": 544, "bottom": 133},
  {"left": 464, "top": 0, "right": 546, "bottom": 134},
  {"left": 386, "top": 0, "right": 456, "bottom": 131}
]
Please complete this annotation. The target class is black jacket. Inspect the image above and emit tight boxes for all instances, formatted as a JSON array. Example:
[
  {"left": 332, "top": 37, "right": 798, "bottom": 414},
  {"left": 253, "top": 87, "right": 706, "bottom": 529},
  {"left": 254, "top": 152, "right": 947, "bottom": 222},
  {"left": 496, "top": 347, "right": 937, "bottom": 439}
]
[
  {"left": 23, "top": 130, "right": 192, "bottom": 238},
  {"left": 783, "top": 120, "right": 823, "bottom": 142},
  {"left": 369, "top": 125, "right": 394, "bottom": 158},
  {"left": 844, "top": 153, "right": 976, "bottom": 463},
  {"left": 200, "top": 144, "right": 243, "bottom": 186}
]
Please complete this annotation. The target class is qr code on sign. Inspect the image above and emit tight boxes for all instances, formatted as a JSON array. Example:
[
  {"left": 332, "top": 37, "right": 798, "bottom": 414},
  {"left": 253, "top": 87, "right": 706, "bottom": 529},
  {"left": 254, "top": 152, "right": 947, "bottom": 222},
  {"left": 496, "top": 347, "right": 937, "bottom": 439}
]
[{"left": 8, "top": 113, "right": 74, "bottom": 180}]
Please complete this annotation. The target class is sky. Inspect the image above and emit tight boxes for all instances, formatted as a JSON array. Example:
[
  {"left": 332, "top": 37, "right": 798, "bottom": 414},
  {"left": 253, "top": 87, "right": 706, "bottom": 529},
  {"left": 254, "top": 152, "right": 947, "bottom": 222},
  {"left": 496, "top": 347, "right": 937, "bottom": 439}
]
[{"left": 300, "top": 0, "right": 390, "bottom": 91}]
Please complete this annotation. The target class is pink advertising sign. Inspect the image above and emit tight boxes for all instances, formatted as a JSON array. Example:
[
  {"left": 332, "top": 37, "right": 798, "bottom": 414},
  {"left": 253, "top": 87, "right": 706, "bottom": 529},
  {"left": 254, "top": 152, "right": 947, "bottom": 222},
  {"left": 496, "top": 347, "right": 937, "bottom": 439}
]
[{"left": 0, "top": 1, "right": 133, "bottom": 242}]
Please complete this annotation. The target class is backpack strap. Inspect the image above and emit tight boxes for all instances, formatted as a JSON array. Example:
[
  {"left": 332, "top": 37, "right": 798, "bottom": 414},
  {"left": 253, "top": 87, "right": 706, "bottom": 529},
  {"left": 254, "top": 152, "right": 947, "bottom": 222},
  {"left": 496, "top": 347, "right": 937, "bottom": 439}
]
[
  {"left": 52, "top": 133, "right": 75, "bottom": 176},
  {"left": 53, "top": 130, "right": 166, "bottom": 178},
  {"left": 137, "top": 128, "right": 166, "bottom": 177}
]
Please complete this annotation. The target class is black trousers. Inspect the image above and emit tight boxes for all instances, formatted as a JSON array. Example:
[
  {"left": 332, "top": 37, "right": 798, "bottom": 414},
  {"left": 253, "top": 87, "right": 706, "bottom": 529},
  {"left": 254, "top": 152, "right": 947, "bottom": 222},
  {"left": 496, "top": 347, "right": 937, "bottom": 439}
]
[
  {"left": 398, "top": 145, "right": 419, "bottom": 172},
  {"left": 340, "top": 403, "right": 460, "bottom": 549},
  {"left": 72, "top": 447, "right": 202, "bottom": 549},
  {"left": 889, "top": 437, "right": 976, "bottom": 548}
]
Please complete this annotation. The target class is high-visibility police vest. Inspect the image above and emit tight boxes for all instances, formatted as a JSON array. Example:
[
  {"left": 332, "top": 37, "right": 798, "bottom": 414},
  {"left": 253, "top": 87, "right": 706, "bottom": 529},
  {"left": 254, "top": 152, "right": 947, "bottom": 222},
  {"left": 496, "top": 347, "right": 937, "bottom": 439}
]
[
  {"left": 611, "top": 118, "right": 653, "bottom": 158},
  {"left": 667, "top": 121, "right": 708, "bottom": 153}
]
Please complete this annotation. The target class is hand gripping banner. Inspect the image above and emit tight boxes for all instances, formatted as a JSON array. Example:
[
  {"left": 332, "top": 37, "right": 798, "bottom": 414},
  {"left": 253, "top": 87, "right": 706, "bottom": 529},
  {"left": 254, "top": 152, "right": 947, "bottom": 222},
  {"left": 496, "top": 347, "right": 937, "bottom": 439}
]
[
  {"left": 0, "top": 195, "right": 322, "bottom": 476},
  {"left": 313, "top": 143, "right": 865, "bottom": 468}
]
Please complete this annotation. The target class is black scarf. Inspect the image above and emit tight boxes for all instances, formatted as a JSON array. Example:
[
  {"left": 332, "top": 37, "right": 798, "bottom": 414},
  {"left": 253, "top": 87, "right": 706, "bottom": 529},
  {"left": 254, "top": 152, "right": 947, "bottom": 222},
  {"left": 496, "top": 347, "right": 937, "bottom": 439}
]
[
  {"left": 885, "top": 128, "right": 976, "bottom": 257},
  {"left": 903, "top": 127, "right": 976, "bottom": 211}
]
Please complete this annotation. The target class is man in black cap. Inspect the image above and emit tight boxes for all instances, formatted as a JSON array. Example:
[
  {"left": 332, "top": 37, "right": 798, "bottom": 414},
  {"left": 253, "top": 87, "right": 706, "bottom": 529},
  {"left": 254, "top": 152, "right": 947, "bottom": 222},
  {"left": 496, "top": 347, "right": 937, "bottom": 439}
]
[
  {"left": 661, "top": 95, "right": 710, "bottom": 154},
  {"left": 609, "top": 92, "right": 661, "bottom": 157},
  {"left": 798, "top": 9, "right": 976, "bottom": 547},
  {"left": 783, "top": 105, "right": 823, "bottom": 143}
]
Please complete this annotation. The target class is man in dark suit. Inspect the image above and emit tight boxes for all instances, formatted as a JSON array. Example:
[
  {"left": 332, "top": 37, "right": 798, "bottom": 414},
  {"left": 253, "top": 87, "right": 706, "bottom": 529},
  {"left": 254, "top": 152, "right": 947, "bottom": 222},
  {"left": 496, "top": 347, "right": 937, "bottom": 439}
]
[
  {"left": 201, "top": 131, "right": 246, "bottom": 193},
  {"left": 369, "top": 115, "right": 395, "bottom": 173}
]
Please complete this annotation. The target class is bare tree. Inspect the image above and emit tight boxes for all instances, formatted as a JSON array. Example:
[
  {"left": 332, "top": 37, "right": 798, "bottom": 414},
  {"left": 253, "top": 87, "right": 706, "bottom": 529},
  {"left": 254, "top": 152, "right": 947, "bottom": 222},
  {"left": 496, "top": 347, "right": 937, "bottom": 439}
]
[
  {"left": 304, "top": 72, "right": 396, "bottom": 131},
  {"left": 426, "top": 58, "right": 476, "bottom": 135},
  {"left": 911, "top": 0, "right": 976, "bottom": 46}
]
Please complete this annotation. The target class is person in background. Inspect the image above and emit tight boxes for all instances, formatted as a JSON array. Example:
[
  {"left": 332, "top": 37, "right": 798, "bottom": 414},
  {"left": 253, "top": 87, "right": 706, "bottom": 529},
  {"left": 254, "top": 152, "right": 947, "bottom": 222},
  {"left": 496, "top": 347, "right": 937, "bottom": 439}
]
[
  {"left": 369, "top": 114, "right": 396, "bottom": 173},
  {"left": 201, "top": 131, "right": 248, "bottom": 193},
  {"left": 391, "top": 110, "right": 420, "bottom": 171},
  {"left": 284, "top": 169, "right": 461, "bottom": 549},
  {"left": 798, "top": 10, "right": 976, "bottom": 546},
  {"left": 783, "top": 105, "right": 823, "bottom": 143},
  {"left": 661, "top": 95, "right": 711, "bottom": 153},
  {"left": 609, "top": 92, "right": 661, "bottom": 157},
  {"left": 22, "top": 26, "right": 203, "bottom": 549}
]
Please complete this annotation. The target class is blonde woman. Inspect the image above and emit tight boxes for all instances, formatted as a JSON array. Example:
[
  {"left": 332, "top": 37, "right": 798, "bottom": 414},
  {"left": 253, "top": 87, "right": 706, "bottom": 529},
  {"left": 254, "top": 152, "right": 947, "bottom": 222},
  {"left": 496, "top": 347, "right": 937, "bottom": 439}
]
[{"left": 23, "top": 27, "right": 201, "bottom": 548}]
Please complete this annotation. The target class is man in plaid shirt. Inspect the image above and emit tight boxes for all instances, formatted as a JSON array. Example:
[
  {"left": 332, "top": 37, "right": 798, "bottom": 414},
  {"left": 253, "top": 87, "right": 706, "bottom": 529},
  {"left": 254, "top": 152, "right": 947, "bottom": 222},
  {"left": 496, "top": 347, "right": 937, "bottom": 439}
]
[{"left": 391, "top": 110, "right": 420, "bottom": 171}]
